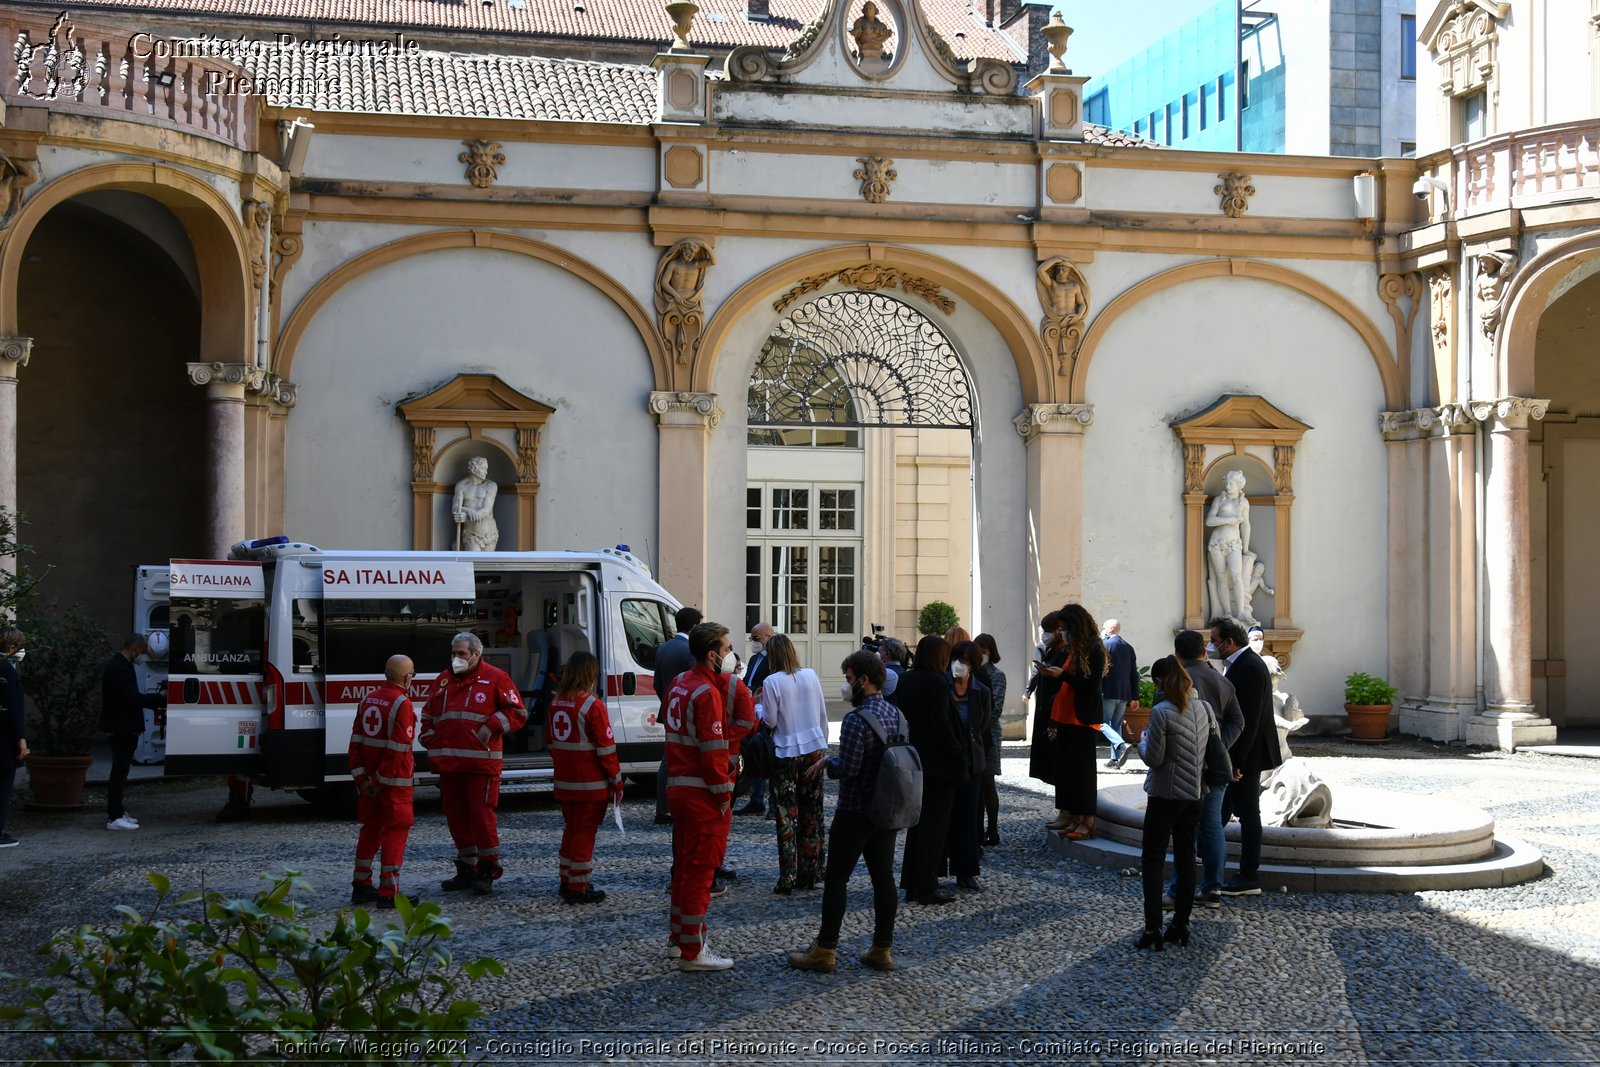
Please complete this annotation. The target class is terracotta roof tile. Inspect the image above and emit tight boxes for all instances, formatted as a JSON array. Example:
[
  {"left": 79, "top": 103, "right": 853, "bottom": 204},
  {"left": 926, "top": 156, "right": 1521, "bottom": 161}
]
[{"left": 35, "top": 0, "right": 1023, "bottom": 62}]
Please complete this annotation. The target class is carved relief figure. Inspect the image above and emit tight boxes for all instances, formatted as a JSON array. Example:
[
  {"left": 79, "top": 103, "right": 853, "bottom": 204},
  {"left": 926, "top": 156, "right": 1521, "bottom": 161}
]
[
  {"left": 854, "top": 157, "right": 898, "bottom": 204},
  {"left": 459, "top": 139, "right": 507, "bottom": 189},
  {"left": 1475, "top": 250, "right": 1518, "bottom": 339},
  {"left": 849, "top": 1, "right": 893, "bottom": 62},
  {"left": 453, "top": 456, "right": 500, "bottom": 551},
  {"left": 654, "top": 238, "right": 715, "bottom": 366},
  {"left": 1205, "top": 469, "right": 1257, "bottom": 625},
  {"left": 1036, "top": 257, "right": 1089, "bottom": 377},
  {"left": 0, "top": 153, "right": 39, "bottom": 231},
  {"left": 1430, "top": 269, "right": 1452, "bottom": 355},
  {"left": 1215, "top": 172, "right": 1257, "bottom": 218}
]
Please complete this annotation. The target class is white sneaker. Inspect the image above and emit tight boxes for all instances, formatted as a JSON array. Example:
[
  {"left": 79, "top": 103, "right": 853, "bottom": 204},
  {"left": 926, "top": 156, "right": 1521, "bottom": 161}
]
[
  {"left": 106, "top": 817, "right": 139, "bottom": 831},
  {"left": 677, "top": 944, "right": 733, "bottom": 972},
  {"left": 121, "top": 814, "right": 139, "bottom": 826}
]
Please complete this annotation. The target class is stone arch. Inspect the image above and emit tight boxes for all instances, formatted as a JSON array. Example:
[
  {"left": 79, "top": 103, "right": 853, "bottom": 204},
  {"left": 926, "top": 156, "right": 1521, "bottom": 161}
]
[
  {"left": 1070, "top": 258, "right": 1404, "bottom": 410},
  {"left": 273, "top": 230, "right": 669, "bottom": 388},
  {"left": 694, "top": 243, "right": 1054, "bottom": 404},
  {"left": 0, "top": 162, "right": 253, "bottom": 360},
  {"left": 1498, "top": 232, "right": 1600, "bottom": 397}
]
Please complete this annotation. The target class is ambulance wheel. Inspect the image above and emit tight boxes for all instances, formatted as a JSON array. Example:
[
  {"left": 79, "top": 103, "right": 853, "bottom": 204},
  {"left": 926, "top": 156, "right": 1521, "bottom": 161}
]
[{"left": 297, "top": 783, "right": 359, "bottom": 817}]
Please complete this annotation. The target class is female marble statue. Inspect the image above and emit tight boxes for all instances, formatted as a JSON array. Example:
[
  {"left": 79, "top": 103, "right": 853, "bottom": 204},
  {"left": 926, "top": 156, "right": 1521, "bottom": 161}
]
[{"left": 1204, "top": 469, "right": 1256, "bottom": 624}]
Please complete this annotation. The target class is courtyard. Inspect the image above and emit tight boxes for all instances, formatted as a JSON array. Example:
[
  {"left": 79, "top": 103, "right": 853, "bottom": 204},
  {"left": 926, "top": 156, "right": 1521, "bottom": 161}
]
[{"left": 1, "top": 738, "right": 1596, "bottom": 1065}]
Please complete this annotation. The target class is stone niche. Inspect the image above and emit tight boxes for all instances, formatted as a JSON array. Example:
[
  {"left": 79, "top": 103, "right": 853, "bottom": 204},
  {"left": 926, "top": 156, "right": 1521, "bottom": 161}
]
[
  {"left": 397, "top": 374, "right": 554, "bottom": 551},
  {"left": 1171, "top": 394, "right": 1308, "bottom": 666}
]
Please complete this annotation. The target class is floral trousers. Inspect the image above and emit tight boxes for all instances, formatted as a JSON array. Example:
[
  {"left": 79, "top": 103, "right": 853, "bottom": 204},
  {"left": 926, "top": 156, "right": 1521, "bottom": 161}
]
[{"left": 771, "top": 754, "right": 827, "bottom": 890}]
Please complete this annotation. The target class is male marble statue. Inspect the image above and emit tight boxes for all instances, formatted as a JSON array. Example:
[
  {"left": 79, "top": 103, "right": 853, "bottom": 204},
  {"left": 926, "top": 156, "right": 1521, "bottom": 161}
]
[
  {"left": 453, "top": 456, "right": 499, "bottom": 551},
  {"left": 1205, "top": 469, "right": 1257, "bottom": 625}
]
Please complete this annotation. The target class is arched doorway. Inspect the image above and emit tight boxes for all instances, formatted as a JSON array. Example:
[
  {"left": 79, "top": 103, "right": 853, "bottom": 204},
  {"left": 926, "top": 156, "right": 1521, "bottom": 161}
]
[
  {"left": 1530, "top": 265, "right": 1600, "bottom": 727},
  {"left": 15, "top": 191, "right": 209, "bottom": 634},
  {"left": 743, "top": 291, "right": 975, "bottom": 683}
]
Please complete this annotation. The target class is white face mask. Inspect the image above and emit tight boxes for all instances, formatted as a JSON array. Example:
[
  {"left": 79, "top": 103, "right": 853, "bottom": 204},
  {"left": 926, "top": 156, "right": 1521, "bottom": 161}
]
[
  {"left": 1205, "top": 643, "right": 1219, "bottom": 659},
  {"left": 840, "top": 680, "right": 854, "bottom": 702},
  {"left": 720, "top": 651, "right": 738, "bottom": 675},
  {"left": 951, "top": 662, "right": 970, "bottom": 680},
  {"left": 451, "top": 656, "right": 471, "bottom": 674},
  {"left": 1248, "top": 634, "right": 1265, "bottom": 655},
  {"left": 6, "top": 650, "right": 23, "bottom": 664}
]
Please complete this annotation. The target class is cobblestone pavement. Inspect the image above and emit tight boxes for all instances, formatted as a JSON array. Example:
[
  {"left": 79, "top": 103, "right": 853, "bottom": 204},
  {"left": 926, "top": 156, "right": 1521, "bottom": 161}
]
[{"left": 2, "top": 738, "right": 1598, "bottom": 1065}]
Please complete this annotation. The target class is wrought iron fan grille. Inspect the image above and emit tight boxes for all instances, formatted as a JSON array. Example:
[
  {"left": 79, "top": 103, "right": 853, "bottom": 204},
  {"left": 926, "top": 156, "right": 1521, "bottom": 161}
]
[{"left": 747, "top": 292, "right": 973, "bottom": 430}]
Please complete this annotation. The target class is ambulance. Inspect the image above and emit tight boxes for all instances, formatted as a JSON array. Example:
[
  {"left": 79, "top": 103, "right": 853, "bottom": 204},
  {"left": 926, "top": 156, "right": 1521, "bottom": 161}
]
[{"left": 132, "top": 536, "right": 681, "bottom": 800}]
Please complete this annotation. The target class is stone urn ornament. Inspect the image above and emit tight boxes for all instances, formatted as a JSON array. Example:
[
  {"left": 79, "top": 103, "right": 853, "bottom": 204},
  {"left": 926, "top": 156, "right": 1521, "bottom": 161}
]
[
  {"left": 1041, "top": 10, "right": 1073, "bottom": 73},
  {"left": 665, "top": 1, "right": 699, "bottom": 50},
  {"left": 1343, "top": 671, "right": 1398, "bottom": 743}
]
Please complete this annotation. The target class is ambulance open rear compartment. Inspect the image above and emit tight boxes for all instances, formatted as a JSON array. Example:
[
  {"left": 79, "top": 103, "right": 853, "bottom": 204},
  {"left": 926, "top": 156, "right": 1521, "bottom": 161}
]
[{"left": 163, "top": 559, "right": 269, "bottom": 777}]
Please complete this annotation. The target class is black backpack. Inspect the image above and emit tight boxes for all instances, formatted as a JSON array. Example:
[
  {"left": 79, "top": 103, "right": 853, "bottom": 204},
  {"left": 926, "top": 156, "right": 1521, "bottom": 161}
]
[{"left": 854, "top": 706, "right": 923, "bottom": 830}]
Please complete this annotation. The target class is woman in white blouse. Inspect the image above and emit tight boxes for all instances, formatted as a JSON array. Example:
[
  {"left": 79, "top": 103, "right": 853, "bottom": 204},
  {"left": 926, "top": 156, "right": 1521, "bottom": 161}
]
[{"left": 759, "top": 634, "right": 831, "bottom": 894}]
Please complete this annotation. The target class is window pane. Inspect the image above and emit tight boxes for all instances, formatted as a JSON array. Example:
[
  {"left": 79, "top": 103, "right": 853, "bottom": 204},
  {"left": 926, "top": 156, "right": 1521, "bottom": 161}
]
[
  {"left": 772, "top": 546, "right": 808, "bottom": 634},
  {"left": 747, "top": 486, "right": 762, "bottom": 530},
  {"left": 619, "top": 598, "right": 670, "bottom": 670},
  {"left": 320, "top": 598, "right": 475, "bottom": 677},
  {"left": 1400, "top": 14, "right": 1416, "bottom": 80},
  {"left": 171, "top": 597, "right": 266, "bottom": 675}
]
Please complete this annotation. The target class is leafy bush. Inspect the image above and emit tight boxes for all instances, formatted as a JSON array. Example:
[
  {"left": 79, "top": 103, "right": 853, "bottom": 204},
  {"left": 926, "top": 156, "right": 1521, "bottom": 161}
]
[
  {"left": 0, "top": 506, "right": 42, "bottom": 626},
  {"left": 0, "top": 871, "right": 504, "bottom": 1064},
  {"left": 19, "top": 603, "right": 109, "bottom": 756},
  {"left": 917, "top": 601, "right": 960, "bottom": 637},
  {"left": 1137, "top": 664, "right": 1157, "bottom": 709},
  {"left": 1344, "top": 671, "right": 1398, "bottom": 706}
]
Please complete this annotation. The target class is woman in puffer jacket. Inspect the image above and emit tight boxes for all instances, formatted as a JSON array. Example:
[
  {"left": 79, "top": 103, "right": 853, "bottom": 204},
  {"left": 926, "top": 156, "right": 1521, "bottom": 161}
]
[{"left": 1134, "top": 655, "right": 1217, "bottom": 952}]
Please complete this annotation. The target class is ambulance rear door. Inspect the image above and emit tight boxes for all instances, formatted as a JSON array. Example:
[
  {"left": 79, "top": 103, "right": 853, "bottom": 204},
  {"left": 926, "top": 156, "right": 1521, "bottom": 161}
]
[
  {"left": 163, "top": 559, "right": 267, "bottom": 777},
  {"left": 317, "top": 559, "right": 478, "bottom": 780},
  {"left": 605, "top": 586, "right": 675, "bottom": 774},
  {"left": 131, "top": 565, "right": 170, "bottom": 765}
]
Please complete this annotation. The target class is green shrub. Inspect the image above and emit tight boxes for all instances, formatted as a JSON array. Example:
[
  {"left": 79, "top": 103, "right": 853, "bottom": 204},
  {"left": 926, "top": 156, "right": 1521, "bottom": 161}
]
[
  {"left": 1344, "top": 671, "right": 1398, "bottom": 706},
  {"left": 19, "top": 603, "right": 109, "bottom": 755},
  {"left": 916, "top": 601, "right": 960, "bottom": 637},
  {"left": 0, "top": 871, "right": 503, "bottom": 1064},
  {"left": 0, "top": 506, "right": 42, "bottom": 624},
  {"left": 1137, "top": 664, "right": 1157, "bottom": 708}
]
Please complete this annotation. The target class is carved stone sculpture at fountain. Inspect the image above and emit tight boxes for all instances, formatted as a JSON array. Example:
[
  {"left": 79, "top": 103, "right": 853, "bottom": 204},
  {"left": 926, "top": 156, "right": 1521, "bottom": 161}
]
[{"left": 1250, "top": 627, "right": 1331, "bottom": 827}]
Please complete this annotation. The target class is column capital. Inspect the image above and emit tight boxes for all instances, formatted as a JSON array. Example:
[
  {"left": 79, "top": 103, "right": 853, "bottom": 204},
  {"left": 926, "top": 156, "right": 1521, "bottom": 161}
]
[
  {"left": 188, "top": 361, "right": 265, "bottom": 400},
  {"left": 248, "top": 371, "right": 298, "bottom": 409},
  {"left": 648, "top": 390, "right": 722, "bottom": 429},
  {"left": 1380, "top": 403, "right": 1476, "bottom": 441},
  {"left": 0, "top": 336, "right": 31, "bottom": 379},
  {"left": 1468, "top": 396, "right": 1550, "bottom": 430},
  {"left": 1014, "top": 402, "right": 1093, "bottom": 442}
]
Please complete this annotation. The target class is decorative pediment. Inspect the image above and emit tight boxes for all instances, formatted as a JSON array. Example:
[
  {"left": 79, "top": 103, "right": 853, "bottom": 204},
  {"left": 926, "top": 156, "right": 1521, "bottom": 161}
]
[
  {"left": 1171, "top": 394, "right": 1312, "bottom": 446},
  {"left": 726, "top": 0, "right": 1017, "bottom": 96},
  {"left": 396, "top": 374, "right": 555, "bottom": 428},
  {"left": 1421, "top": 0, "right": 1508, "bottom": 94}
]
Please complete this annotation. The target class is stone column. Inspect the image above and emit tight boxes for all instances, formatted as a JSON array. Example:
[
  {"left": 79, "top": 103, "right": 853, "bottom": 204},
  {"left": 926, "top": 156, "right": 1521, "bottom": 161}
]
[
  {"left": 243, "top": 373, "right": 296, "bottom": 540},
  {"left": 0, "top": 338, "right": 31, "bottom": 543},
  {"left": 650, "top": 390, "right": 721, "bottom": 609},
  {"left": 1381, "top": 408, "right": 1432, "bottom": 715},
  {"left": 1468, "top": 396, "right": 1555, "bottom": 749},
  {"left": 188, "top": 362, "right": 263, "bottom": 558},
  {"left": 1015, "top": 403, "right": 1092, "bottom": 632}
]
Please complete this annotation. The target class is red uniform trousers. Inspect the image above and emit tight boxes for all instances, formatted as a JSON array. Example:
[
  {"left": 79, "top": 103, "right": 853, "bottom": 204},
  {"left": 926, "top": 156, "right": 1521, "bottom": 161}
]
[
  {"left": 558, "top": 798, "right": 608, "bottom": 891},
  {"left": 439, "top": 772, "right": 502, "bottom": 878},
  {"left": 353, "top": 787, "right": 415, "bottom": 898},
  {"left": 668, "top": 791, "right": 732, "bottom": 961}
]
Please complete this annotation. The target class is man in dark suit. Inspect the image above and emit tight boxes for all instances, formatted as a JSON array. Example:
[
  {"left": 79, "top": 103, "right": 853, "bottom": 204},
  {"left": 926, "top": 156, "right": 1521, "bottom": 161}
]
[
  {"left": 652, "top": 607, "right": 702, "bottom": 825},
  {"left": 737, "top": 622, "right": 775, "bottom": 816},
  {"left": 1208, "top": 616, "right": 1282, "bottom": 896},
  {"left": 1100, "top": 619, "right": 1138, "bottom": 767},
  {"left": 101, "top": 634, "right": 165, "bottom": 832}
]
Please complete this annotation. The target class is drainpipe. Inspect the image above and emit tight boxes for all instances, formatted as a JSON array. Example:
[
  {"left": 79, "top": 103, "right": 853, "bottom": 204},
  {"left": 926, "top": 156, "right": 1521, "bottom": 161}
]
[{"left": 257, "top": 208, "right": 271, "bottom": 371}]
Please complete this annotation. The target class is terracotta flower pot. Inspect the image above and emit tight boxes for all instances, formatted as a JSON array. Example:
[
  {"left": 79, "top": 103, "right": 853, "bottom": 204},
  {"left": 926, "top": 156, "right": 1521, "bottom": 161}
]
[
  {"left": 1344, "top": 702, "right": 1394, "bottom": 743},
  {"left": 23, "top": 753, "right": 94, "bottom": 810},
  {"left": 1122, "top": 703, "right": 1150, "bottom": 742}
]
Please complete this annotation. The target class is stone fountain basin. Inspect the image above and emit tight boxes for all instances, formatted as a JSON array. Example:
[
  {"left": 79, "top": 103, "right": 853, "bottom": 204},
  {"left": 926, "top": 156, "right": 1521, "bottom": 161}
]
[{"left": 1053, "top": 783, "right": 1545, "bottom": 892}]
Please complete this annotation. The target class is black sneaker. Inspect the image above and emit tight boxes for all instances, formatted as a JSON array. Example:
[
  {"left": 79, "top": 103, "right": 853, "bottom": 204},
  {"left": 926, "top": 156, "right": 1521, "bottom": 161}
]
[
  {"left": 351, "top": 883, "right": 381, "bottom": 905},
  {"left": 709, "top": 878, "right": 728, "bottom": 898},
  {"left": 716, "top": 867, "right": 738, "bottom": 882},
  {"left": 374, "top": 894, "right": 419, "bottom": 911},
  {"left": 1201, "top": 889, "right": 1223, "bottom": 909},
  {"left": 561, "top": 887, "right": 608, "bottom": 905},
  {"left": 1220, "top": 879, "right": 1262, "bottom": 897},
  {"left": 215, "top": 798, "right": 251, "bottom": 823},
  {"left": 0, "top": 833, "right": 17, "bottom": 848}
]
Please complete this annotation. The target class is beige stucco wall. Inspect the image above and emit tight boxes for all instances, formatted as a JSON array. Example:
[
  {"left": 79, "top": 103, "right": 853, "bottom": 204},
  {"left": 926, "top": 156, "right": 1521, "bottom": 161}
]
[{"left": 892, "top": 428, "right": 973, "bottom": 638}]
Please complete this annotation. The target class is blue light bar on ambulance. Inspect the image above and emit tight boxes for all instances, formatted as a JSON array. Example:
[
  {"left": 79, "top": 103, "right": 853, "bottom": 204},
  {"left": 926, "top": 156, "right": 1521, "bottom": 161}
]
[
  {"left": 229, "top": 535, "right": 321, "bottom": 561},
  {"left": 599, "top": 544, "right": 650, "bottom": 578}
]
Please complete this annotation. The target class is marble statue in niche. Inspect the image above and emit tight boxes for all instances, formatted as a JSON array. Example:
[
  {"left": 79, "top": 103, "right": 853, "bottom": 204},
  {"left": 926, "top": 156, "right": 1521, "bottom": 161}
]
[{"left": 453, "top": 456, "right": 500, "bottom": 551}]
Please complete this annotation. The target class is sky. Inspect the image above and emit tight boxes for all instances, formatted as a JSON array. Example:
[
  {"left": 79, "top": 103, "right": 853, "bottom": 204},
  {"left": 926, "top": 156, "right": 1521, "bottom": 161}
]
[{"left": 1058, "top": 0, "right": 1222, "bottom": 76}]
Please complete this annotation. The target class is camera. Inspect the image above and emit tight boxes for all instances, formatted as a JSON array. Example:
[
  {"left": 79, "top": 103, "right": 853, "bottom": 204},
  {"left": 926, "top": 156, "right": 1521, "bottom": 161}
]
[
  {"left": 1412, "top": 175, "right": 1448, "bottom": 201},
  {"left": 861, "top": 623, "right": 886, "bottom": 653}
]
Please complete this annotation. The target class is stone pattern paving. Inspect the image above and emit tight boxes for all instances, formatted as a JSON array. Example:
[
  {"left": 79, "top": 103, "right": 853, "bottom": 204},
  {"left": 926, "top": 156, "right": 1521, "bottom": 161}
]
[{"left": 1, "top": 738, "right": 1597, "bottom": 1065}]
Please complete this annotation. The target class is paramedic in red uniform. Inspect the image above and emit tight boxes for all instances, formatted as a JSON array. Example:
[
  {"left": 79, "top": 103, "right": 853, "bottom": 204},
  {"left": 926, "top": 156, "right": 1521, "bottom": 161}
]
[
  {"left": 715, "top": 652, "right": 758, "bottom": 886},
  {"left": 349, "top": 655, "right": 418, "bottom": 909},
  {"left": 422, "top": 631, "right": 527, "bottom": 895},
  {"left": 665, "top": 622, "right": 737, "bottom": 971},
  {"left": 547, "top": 651, "right": 623, "bottom": 905}
]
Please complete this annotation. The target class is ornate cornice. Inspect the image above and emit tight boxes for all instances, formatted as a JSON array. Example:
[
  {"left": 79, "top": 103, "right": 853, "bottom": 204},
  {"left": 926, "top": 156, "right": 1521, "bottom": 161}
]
[
  {"left": 1013, "top": 403, "right": 1093, "bottom": 441},
  {"left": 773, "top": 264, "right": 955, "bottom": 315},
  {"left": 648, "top": 390, "right": 723, "bottom": 429},
  {"left": 1468, "top": 396, "right": 1549, "bottom": 429}
]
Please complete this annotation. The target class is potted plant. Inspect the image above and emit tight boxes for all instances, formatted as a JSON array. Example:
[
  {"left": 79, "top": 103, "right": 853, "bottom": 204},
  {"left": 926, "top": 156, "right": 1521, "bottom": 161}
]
[
  {"left": 21, "top": 603, "right": 110, "bottom": 808},
  {"left": 1123, "top": 664, "right": 1155, "bottom": 740},
  {"left": 917, "top": 600, "right": 960, "bottom": 637},
  {"left": 1343, "top": 671, "right": 1398, "bottom": 743}
]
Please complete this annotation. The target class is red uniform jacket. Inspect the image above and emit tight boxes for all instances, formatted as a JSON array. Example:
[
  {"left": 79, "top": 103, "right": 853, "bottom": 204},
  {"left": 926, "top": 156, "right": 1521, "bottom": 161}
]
[
  {"left": 420, "top": 659, "right": 527, "bottom": 775},
  {"left": 664, "top": 664, "right": 734, "bottom": 803},
  {"left": 348, "top": 682, "right": 416, "bottom": 790},
  {"left": 548, "top": 692, "right": 623, "bottom": 801}
]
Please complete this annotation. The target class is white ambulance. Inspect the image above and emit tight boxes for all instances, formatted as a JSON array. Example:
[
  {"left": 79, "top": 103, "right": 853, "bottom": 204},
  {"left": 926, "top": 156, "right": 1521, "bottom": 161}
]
[{"left": 132, "top": 537, "right": 681, "bottom": 799}]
